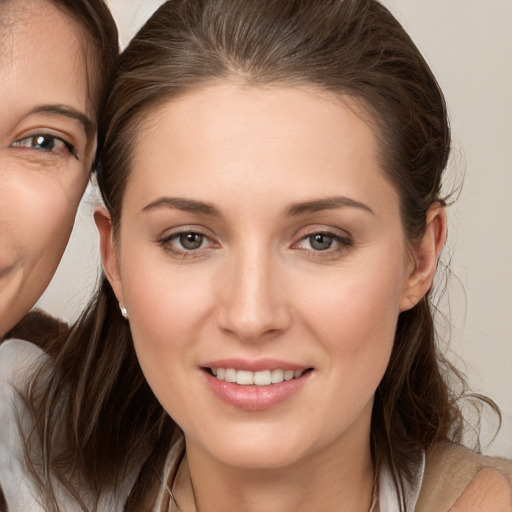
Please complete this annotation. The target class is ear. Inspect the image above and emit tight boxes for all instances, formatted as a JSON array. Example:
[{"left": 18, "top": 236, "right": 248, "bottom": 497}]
[
  {"left": 400, "top": 202, "right": 447, "bottom": 312},
  {"left": 94, "top": 206, "right": 126, "bottom": 307}
]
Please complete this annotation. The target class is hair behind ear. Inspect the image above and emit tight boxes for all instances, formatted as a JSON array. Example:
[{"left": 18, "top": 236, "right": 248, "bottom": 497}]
[{"left": 21, "top": 276, "right": 177, "bottom": 509}]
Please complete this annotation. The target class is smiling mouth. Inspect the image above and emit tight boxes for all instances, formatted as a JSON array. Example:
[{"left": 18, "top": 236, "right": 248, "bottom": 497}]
[{"left": 205, "top": 367, "right": 312, "bottom": 386}]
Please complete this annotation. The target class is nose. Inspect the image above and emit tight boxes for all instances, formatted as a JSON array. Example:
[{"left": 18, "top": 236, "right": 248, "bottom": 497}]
[{"left": 216, "top": 249, "right": 292, "bottom": 342}]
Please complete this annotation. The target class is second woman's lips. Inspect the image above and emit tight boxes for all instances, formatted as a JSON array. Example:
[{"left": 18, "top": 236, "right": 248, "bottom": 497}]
[
  {"left": 203, "top": 367, "right": 312, "bottom": 410},
  {"left": 199, "top": 358, "right": 313, "bottom": 410}
]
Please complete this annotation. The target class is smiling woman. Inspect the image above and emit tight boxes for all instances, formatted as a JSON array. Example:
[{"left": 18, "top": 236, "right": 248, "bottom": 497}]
[
  {"left": 2, "top": 0, "right": 511, "bottom": 511},
  {"left": 0, "top": 0, "right": 118, "bottom": 510},
  {"left": 0, "top": 0, "right": 118, "bottom": 338}
]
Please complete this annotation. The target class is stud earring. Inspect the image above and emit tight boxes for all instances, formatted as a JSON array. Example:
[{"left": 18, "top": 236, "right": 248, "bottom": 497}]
[{"left": 120, "top": 305, "right": 128, "bottom": 318}]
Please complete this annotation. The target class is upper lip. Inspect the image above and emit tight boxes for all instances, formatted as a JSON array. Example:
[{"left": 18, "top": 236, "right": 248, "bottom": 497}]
[{"left": 201, "top": 358, "right": 310, "bottom": 372}]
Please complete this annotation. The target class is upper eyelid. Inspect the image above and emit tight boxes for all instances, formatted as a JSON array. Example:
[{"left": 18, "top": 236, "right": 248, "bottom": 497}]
[
  {"left": 159, "top": 225, "right": 213, "bottom": 239},
  {"left": 292, "top": 224, "right": 352, "bottom": 241},
  {"left": 12, "top": 128, "right": 72, "bottom": 143},
  {"left": 10, "top": 124, "right": 86, "bottom": 151}
]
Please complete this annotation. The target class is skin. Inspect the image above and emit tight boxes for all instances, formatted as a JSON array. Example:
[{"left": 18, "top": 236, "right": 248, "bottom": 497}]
[
  {"left": 97, "top": 83, "right": 446, "bottom": 511},
  {"left": 0, "top": 0, "right": 96, "bottom": 338}
]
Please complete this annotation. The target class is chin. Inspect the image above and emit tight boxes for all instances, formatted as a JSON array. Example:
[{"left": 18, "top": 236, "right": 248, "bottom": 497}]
[{"left": 192, "top": 425, "right": 314, "bottom": 470}]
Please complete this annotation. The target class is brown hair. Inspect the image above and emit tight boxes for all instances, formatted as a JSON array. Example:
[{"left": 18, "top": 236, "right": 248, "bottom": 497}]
[
  {"left": 4, "top": 310, "right": 69, "bottom": 349},
  {"left": 23, "top": 1, "right": 493, "bottom": 510},
  {"left": 49, "top": 0, "right": 119, "bottom": 118}
]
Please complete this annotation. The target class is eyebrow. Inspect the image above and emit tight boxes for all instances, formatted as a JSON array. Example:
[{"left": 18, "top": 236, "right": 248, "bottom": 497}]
[
  {"left": 31, "top": 104, "right": 95, "bottom": 134},
  {"left": 285, "top": 196, "right": 375, "bottom": 216},
  {"left": 141, "top": 197, "right": 222, "bottom": 216},
  {"left": 141, "top": 195, "right": 374, "bottom": 218}
]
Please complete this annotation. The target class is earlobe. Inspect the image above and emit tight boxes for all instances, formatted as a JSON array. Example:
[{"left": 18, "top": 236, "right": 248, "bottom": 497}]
[
  {"left": 94, "top": 206, "right": 125, "bottom": 306},
  {"left": 400, "top": 203, "right": 447, "bottom": 312}
]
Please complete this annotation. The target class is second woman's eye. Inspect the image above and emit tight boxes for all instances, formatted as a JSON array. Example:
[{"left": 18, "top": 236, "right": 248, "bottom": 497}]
[
  {"left": 158, "top": 230, "right": 217, "bottom": 255},
  {"left": 294, "top": 231, "right": 353, "bottom": 253},
  {"left": 11, "top": 134, "right": 78, "bottom": 159},
  {"left": 178, "top": 232, "right": 205, "bottom": 250},
  {"left": 309, "top": 233, "right": 334, "bottom": 251}
]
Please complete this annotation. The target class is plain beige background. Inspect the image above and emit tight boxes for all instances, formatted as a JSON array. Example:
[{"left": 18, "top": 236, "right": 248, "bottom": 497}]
[{"left": 36, "top": 0, "right": 512, "bottom": 456}]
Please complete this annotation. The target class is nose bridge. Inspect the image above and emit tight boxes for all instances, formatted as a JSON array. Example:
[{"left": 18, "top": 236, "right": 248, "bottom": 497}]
[{"left": 218, "top": 242, "right": 289, "bottom": 340}]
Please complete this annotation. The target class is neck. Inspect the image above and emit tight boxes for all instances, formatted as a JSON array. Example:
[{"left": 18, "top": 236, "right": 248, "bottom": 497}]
[{"left": 175, "top": 428, "right": 374, "bottom": 512}]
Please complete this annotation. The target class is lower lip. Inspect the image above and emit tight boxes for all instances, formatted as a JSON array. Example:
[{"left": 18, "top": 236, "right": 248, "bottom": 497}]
[{"left": 203, "top": 370, "right": 311, "bottom": 410}]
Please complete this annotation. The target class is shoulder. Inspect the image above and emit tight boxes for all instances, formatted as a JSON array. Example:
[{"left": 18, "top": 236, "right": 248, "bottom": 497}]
[
  {"left": 0, "top": 338, "right": 45, "bottom": 398},
  {"left": 450, "top": 467, "right": 511, "bottom": 511},
  {"left": 416, "top": 441, "right": 512, "bottom": 512}
]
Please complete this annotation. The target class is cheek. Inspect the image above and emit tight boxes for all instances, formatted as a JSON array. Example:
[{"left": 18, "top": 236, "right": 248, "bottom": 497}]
[
  {"left": 0, "top": 170, "right": 86, "bottom": 332},
  {"left": 120, "top": 246, "right": 216, "bottom": 369},
  {"left": 3, "top": 171, "right": 84, "bottom": 265},
  {"left": 29, "top": 179, "right": 84, "bottom": 261},
  {"left": 295, "top": 254, "right": 406, "bottom": 382}
]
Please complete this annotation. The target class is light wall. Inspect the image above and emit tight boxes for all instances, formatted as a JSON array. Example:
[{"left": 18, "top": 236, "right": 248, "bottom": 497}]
[{"left": 36, "top": 0, "right": 512, "bottom": 456}]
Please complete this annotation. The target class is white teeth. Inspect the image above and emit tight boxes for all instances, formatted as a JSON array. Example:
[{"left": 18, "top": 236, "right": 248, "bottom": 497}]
[
  {"left": 284, "top": 370, "right": 295, "bottom": 381},
  {"left": 225, "top": 368, "right": 237, "bottom": 383},
  {"left": 236, "top": 370, "right": 254, "bottom": 385},
  {"left": 211, "top": 367, "right": 306, "bottom": 386},
  {"left": 253, "top": 370, "right": 272, "bottom": 386},
  {"left": 271, "top": 369, "right": 284, "bottom": 383}
]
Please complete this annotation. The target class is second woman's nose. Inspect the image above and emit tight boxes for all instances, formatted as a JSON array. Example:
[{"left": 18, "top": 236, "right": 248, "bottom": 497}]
[{"left": 215, "top": 248, "right": 292, "bottom": 343}]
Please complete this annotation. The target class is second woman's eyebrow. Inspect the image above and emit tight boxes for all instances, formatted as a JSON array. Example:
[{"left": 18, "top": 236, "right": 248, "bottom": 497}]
[
  {"left": 284, "top": 196, "right": 375, "bottom": 216},
  {"left": 141, "top": 197, "right": 222, "bottom": 216}
]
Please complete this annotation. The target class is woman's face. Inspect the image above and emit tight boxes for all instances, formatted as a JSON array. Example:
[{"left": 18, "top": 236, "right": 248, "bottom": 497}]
[
  {"left": 101, "top": 83, "right": 439, "bottom": 470},
  {"left": 0, "top": 0, "right": 96, "bottom": 336}
]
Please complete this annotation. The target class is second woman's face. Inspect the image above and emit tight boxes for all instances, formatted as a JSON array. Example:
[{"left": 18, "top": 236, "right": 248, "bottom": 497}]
[
  {"left": 104, "top": 83, "right": 422, "bottom": 470},
  {"left": 0, "top": 0, "right": 95, "bottom": 336}
]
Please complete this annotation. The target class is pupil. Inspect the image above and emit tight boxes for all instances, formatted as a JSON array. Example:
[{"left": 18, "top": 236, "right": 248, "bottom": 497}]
[
  {"left": 180, "top": 233, "right": 203, "bottom": 250},
  {"left": 311, "top": 234, "right": 332, "bottom": 250},
  {"left": 34, "top": 135, "right": 54, "bottom": 150}
]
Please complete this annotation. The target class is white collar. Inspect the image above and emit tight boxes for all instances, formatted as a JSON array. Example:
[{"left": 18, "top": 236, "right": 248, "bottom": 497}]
[{"left": 378, "top": 451, "right": 425, "bottom": 511}]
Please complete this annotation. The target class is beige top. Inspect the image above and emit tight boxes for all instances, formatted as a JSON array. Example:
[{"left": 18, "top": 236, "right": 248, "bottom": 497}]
[{"left": 153, "top": 440, "right": 512, "bottom": 512}]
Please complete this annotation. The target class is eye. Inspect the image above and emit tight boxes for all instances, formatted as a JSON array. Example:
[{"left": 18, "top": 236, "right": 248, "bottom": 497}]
[
  {"left": 177, "top": 232, "right": 206, "bottom": 250},
  {"left": 158, "top": 229, "right": 218, "bottom": 256},
  {"left": 293, "top": 230, "right": 352, "bottom": 253},
  {"left": 308, "top": 233, "right": 335, "bottom": 251},
  {"left": 11, "top": 133, "right": 78, "bottom": 159}
]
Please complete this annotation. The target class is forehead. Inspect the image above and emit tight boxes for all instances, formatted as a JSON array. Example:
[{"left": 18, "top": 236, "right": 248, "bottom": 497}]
[
  {"left": 127, "top": 83, "right": 399, "bottom": 216},
  {"left": 0, "top": 0, "right": 93, "bottom": 117}
]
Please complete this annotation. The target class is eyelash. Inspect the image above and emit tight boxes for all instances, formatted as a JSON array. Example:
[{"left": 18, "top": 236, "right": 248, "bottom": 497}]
[
  {"left": 157, "top": 228, "right": 353, "bottom": 259},
  {"left": 10, "top": 132, "right": 78, "bottom": 160}
]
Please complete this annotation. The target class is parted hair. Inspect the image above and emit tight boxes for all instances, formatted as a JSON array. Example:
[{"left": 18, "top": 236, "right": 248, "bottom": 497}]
[{"left": 23, "top": 1, "right": 486, "bottom": 511}]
